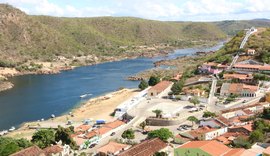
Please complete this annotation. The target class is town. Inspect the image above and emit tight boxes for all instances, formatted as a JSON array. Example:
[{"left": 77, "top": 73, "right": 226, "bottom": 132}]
[{"left": 2, "top": 26, "right": 270, "bottom": 156}]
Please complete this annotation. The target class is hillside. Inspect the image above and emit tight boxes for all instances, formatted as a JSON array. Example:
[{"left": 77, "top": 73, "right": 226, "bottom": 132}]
[
  {"left": 0, "top": 4, "right": 227, "bottom": 67},
  {"left": 215, "top": 19, "right": 270, "bottom": 35}
]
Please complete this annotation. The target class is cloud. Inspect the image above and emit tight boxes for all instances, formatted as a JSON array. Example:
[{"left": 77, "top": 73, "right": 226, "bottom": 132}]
[{"left": 1, "top": 0, "right": 270, "bottom": 21}]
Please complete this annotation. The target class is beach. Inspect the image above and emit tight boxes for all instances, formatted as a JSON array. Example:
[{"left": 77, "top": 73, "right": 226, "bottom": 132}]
[{"left": 6, "top": 88, "right": 138, "bottom": 140}]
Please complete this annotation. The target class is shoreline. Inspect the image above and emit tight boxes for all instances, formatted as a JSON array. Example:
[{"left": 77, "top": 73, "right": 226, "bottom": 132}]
[
  {"left": 5, "top": 88, "right": 138, "bottom": 139},
  {"left": 0, "top": 41, "right": 219, "bottom": 92}
]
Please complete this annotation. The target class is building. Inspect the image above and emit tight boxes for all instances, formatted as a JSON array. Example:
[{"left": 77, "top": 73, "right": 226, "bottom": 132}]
[
  {"left": 232, "top": 63, "right": 270, "bottom": 73},
  {"left": 246, "top": 49, "right": 256, "bottom": 55},
  {"left": 200, "top": 118, "right": 228, "bottom": 128},
  {"left": 179, "top": 126, "right": 228, "bottom": 141},
  {"left": 183, "top": 88, "right": 205, "bottom": 97},
  {"left": 118, "top": 138, "right": 168, "bottom": 156},
  {"left": 223, "top": 73, "right": 254, "bottom": 84},
  {"left": 215, "top": 132, "right": 246, "bottom": 145},
  {"left": 220, "top": 83, "right": 259, "bottom": 97},
  {"left": 176, "top": 140, "right": 231, "bottom": 156},
  {"left": 266, "top": 92, "right": 270, "bottom": 102},
  {"left": 263, "top": 146, "right": 270, "bottom": 156},
  {"left": 43, "top": 145, "right": 70, "bottom": 156},
  {"left": 97, "top": 141, "right": 130, "bottom": 156},
  {"left": 199, "top": 62, "right": 227, "bottom": 74},
  {"left": 147, "top": 81, "right": 173, "bottom": 97},
  {"left": 10, "top": 146, "right": 46, "bottom": 156},
  {"left": 228, "top": 123, "right": 253, "bottom": 135}
]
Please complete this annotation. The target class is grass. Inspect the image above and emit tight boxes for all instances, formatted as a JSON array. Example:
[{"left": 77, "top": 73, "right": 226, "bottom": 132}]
[{"left": 174, "top": 148, "right": 211, "bottom": 156}]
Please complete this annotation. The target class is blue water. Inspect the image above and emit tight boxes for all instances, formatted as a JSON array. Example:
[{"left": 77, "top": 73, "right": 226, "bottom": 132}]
[{"left": 0, "top": 43, "right": 223, "bottom": 130}]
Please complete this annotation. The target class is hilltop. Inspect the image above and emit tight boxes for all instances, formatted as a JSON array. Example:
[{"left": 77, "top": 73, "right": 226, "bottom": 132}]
[{"left": 0, "top": 4, "right": 225, "bottom": 67}]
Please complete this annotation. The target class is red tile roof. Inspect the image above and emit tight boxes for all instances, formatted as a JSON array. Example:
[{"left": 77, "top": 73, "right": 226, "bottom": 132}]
[
  {"left": 179, "top": 140, "right": 231, "bottom": 156},
  {"left": 263, "top": 147, "right": 270, "bottom": 155},
  {"left": 75, "top": 124, "right": 91, "bottom": 132},
  {"left": 223, "top": 73, "right": 252, "bottom": 80},
  {"left": 10, "top": 145, "right": 45, "bottom": 156},
  {"left": 43, "top": 145, "right": 63, "bottom": 155},
  {"left": 97, "top": 141, "right": 130, "bottom": 154},
  {"left": 118, "top": 138, "right": 167, "bottom": 156},
  {"left": 103, "top": 120, "right": 125, "bottom": 129},
  {"left": 224, "top": 148, "right": 246, "bottom": 156},
  {"left": 149, "top": 81, "right": 172, "bottom": 93},
  {"left": 234, "top": 64, "right": 270, "bottom": 71}
]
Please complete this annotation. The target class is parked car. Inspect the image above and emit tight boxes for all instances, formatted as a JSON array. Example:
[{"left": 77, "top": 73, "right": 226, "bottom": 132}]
[
  {"left": 110, "top": 132, "right": 116, "bottom": 136},
  {"left": 89, "top": 143, "right": 97, "bottom": 148}
]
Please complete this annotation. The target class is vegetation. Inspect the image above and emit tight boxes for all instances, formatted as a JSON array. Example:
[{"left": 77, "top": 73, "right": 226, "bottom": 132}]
[
  {"left": 253, "top": 73, "right": 270, "bottom": 81},
  {"left": 171, "top": 80, "right": 184, "bottom": 95},
  {"left": 262, "top": 108, "right": 270, "bottom": 119},
  {"left": 148, "top": 128, "right": 173, "bottom": 142},
  {"left": 154, "top": 151, "right": 168, "bottom": 156},
  {"left": 139, "top": 121, "right": 147, "bottom": 130},
  {"left": 0, "top": 137, "right": 32, "bottom": 156},
  {"left": 152, "top": 109, "right": 163, "bottom": 118},
  {"left": 122, "top": 129, "right": 135, "bottom": 140},
  {"left": 187, "top": 116, "right": 199, "bottom": 127},
  {"left": 138, "top": 80, "right": 149, "bottom": 90},
  {"left": 189, "top": 96, "right": 200, "bottom": 107},
  {"left": 203, "top": 111, "right": 217, "bottom": 118},
  {"left": 232, "top": 136, "right": 252, "bottom": 149},
  {"left": 55, "top": 126, "right": 77, "bottom": 149},
  {"left": 31, "top": 129, "right": 55, "bottom": 149},
  {"left": 148, "top": 76, "right": 160, "bottom": 86}
]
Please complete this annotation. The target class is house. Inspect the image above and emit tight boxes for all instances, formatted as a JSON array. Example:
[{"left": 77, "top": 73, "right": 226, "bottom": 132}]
[
  {"left": 75, "top": 124, "right": 91, "bottom": 133},
  {"left": 97, "top": 141, "right": 131, "bottom": 156},
  {"left": 43, "top": 145, "right": 70, "bottom": 156},
  {"left": 199, "top": 62, "right": 225, "bottom": 74},
  {"left": 200, "top": 118, "right": 228, "bottom": 128},
  {"left": 228, "top": 122, "right": 253, "bottom": 135},
  {"left": 10, "top": 145, "right": 46, "bottom": 156},
  {"left": 179, "top": 126, "right": 227, "bottom": 141},
  {"left": 147, "top": 81, "right": 173, "bottom": 97},
  {"left": 118, "top": 138, "right": 168, "bottom": 156},
  {"left": 183, "top": 88, "right": 205, "bottom": 97},
  {"left": 223, "top": 73, "right": 255, "bottom": 84},
  {"left": 246, "top": 49, "right": 256, "bottom": 55},
  {"left": 232, "top": 63, "right": 270, "bottom": 73},
  {"left": 220, "top": 83, "right": 259, "bottom": 97},
  {"left": 215, "top": 132, "right": 246, "bottom": 145},
  {"left": 176, "top": 140, "right": 231, "bottom": 156}
]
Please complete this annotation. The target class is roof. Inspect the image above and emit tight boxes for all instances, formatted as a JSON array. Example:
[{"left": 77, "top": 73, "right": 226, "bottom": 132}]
[
  {"left": 103, "top": 120, "right": 125, "bottom": 129},
  {"left": 233, "top": 64, "right": 270, "bottom": 71},
  {"left": 149, "top": 81, "right": 172, "bottom": 93},
  {"left": 73, "top": 136, "right": 87, "bottom": 146},
  {"left": 10, "top": 145, "right": 45, "bottom": 156},
  {"left": 75, "top": 124, "right": 91, "bottom": 132},
  {"left": 187, "top": 126, "right": 217, "bottom": 138},
  {"left": 203, "top": 62, "right": 218, "bottom": 66},
  {"left": 97, "top": 141, "right": 130, "bottom": 154},
  {"left": 224, "top": 148, "right": 245, "bottom": 156},
  {"left": 118, "top": 138, "right": 167, "bottom": 156},
  {"left": 230, "top": 123, "right": 253, "bottom": 132},
  {"left": 223, "top": 73, "right": 252, "bottom": 80},
  {"left": 43, "top": 145, "right": 63, "bottom": 155},
  {"left": 222, "top": 83, "right": 258, "bottom": 94},
  {"left": 179, "top": 140, "right": 231, "bottom": 156}
]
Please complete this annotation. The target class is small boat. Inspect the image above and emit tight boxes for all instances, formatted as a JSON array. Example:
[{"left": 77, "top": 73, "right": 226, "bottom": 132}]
[
  {"left": 51, "top": 114, "right": 55, "bottom": 118},
  {"left": 80, "top": 93, "right": 92, "bottom": 98},
  {"left": 9, "top": 126, "right": 15, "bottom": 132}
]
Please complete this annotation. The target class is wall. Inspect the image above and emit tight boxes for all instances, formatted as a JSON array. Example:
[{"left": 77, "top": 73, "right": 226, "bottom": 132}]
[
  {"left": 146, "top": 117, "right": 182, "bottom": 126},
  {"left": 204, "top": 127, "right": 228, "bottom": 140}
]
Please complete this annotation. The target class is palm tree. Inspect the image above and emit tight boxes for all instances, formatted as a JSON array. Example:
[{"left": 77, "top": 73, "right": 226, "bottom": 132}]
[
  {"left": 152, "top": 109, "right": 163, "bottom": 118},
  {"left": 187, "top": 116, "right": 199, "bottom": 127},
  {"left": 139, "top": 121, "right": 146, "bottom": 130}
]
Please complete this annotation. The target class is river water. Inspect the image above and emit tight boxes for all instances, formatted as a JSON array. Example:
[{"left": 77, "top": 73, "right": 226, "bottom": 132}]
[{"left": 0, "top": 43, "right": 223, "bottom": 130}]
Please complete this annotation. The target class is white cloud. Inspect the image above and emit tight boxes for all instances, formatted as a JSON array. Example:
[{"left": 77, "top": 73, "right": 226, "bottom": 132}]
[{"left": 1, "top": 0, "right": 270, "bottom": 21}]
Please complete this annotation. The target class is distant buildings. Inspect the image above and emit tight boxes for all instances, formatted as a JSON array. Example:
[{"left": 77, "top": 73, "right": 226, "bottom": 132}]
[
  {"left": 220, "top": 83, "right": 259, "bottom": 97},
  {"left": 232, "top": 63, "right": 270, "bottom": 73},
  {"left": 223, "top": 73, "right": 255, "bottom": 84},
  {"left": 97, "top": 141, "right": 131, "bottom": 156},
  {"left": 246, "top": 49, "right": 256, "bottom": 55},
  {"left": 147, "top": 81, "right": 173, "bottom": 97},
  {"left": 199, "top": 62, "right": 227, "bottom": 74}
]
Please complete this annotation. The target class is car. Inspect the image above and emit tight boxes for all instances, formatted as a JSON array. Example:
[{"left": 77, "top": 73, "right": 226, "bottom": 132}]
[
  {"left": 89, "top": 143, "right": 97, "bottom": 148},
  {"left": 242, "top": 100, "right": 247, "bottom": 103},
  {"left": 199, "top": 105, "right": 206, "bottom": 108},
  {"left": 110, "top": 132, "right": 116, "bottom": 136}
]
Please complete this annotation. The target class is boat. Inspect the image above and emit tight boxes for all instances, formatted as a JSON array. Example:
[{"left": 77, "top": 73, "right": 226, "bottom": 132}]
[
  {"left": 51, "top": 114, "right": 55, "bottom": 118},
  {"left": 9, "top": 126, "right": 15, "bottom": 132},
  {"left": 80, "top": 93, "right": 92, "bottom": 98}
]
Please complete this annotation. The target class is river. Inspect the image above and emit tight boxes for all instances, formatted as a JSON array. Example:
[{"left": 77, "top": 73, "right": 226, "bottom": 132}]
[{"left": 0, "top": 43, "right": 224, "bottom": 130}]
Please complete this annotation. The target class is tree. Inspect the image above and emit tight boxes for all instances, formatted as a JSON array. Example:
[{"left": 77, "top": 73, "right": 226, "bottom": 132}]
[
  {"left": 139, "top": 121, "right": 147, "bottom": 130},
  {"left": 31, "top": 129, "right": 55, "bottom": 149},
  {"left": 171, "top": 81, "right": 184, "bottom": 95},
  {"left": 148, "top": 76, "right": 160, "bottom": 86},
  {"left": 203, "top": 111, "right": 217, "bottom": 118},
  {"left": 55, "top": 126, "right": 77, "bottom": 149},
  {"left": 154, "top": 151, "right": 168, "bottom": 156},
  {"left": 262, "top": 108, "right": 270, "bottom": 120},
  {"left": 138, "top": 80, "right": 148, "bottom": 90},
  {"left": 232, "top": 136, "right": 251, "bottom": 149},
  {"left": 0, "top": 137, "right": 32, "bottom": 156},
  {"left": 189, "top": 96, "right": 200, "bottom": 107},
  {"left": 187, "top": 116, "right": 199, "bottom": 127},
  {"left": 122, "top": 129, "right": 135, "bottom": 140},
  {"left": 148, "top": 128, "right": 173, "bottom": 142},
  {"left": 249, "top": 130, "right": 264, "bottom": 143},
  {"left": 152, "top": 109, "right": 163, "bottom": 118},
  {"left": 16, "top": 138, "right": 32, "bottom": 149}
]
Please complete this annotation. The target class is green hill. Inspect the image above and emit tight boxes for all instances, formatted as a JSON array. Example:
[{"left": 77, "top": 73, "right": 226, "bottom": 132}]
[{"left": 0, "top": 4, "right": 226, "bottom": 66}]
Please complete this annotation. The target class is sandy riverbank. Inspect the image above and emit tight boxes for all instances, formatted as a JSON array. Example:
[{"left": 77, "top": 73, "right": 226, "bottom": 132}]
[{"left": 5, "top": 88, "right": 138, "bottom": 140}]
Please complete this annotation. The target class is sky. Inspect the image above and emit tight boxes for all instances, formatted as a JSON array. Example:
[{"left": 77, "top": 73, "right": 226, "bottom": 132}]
[{"left": 1, "top": 0, "right": 270, "bottom": 21}]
